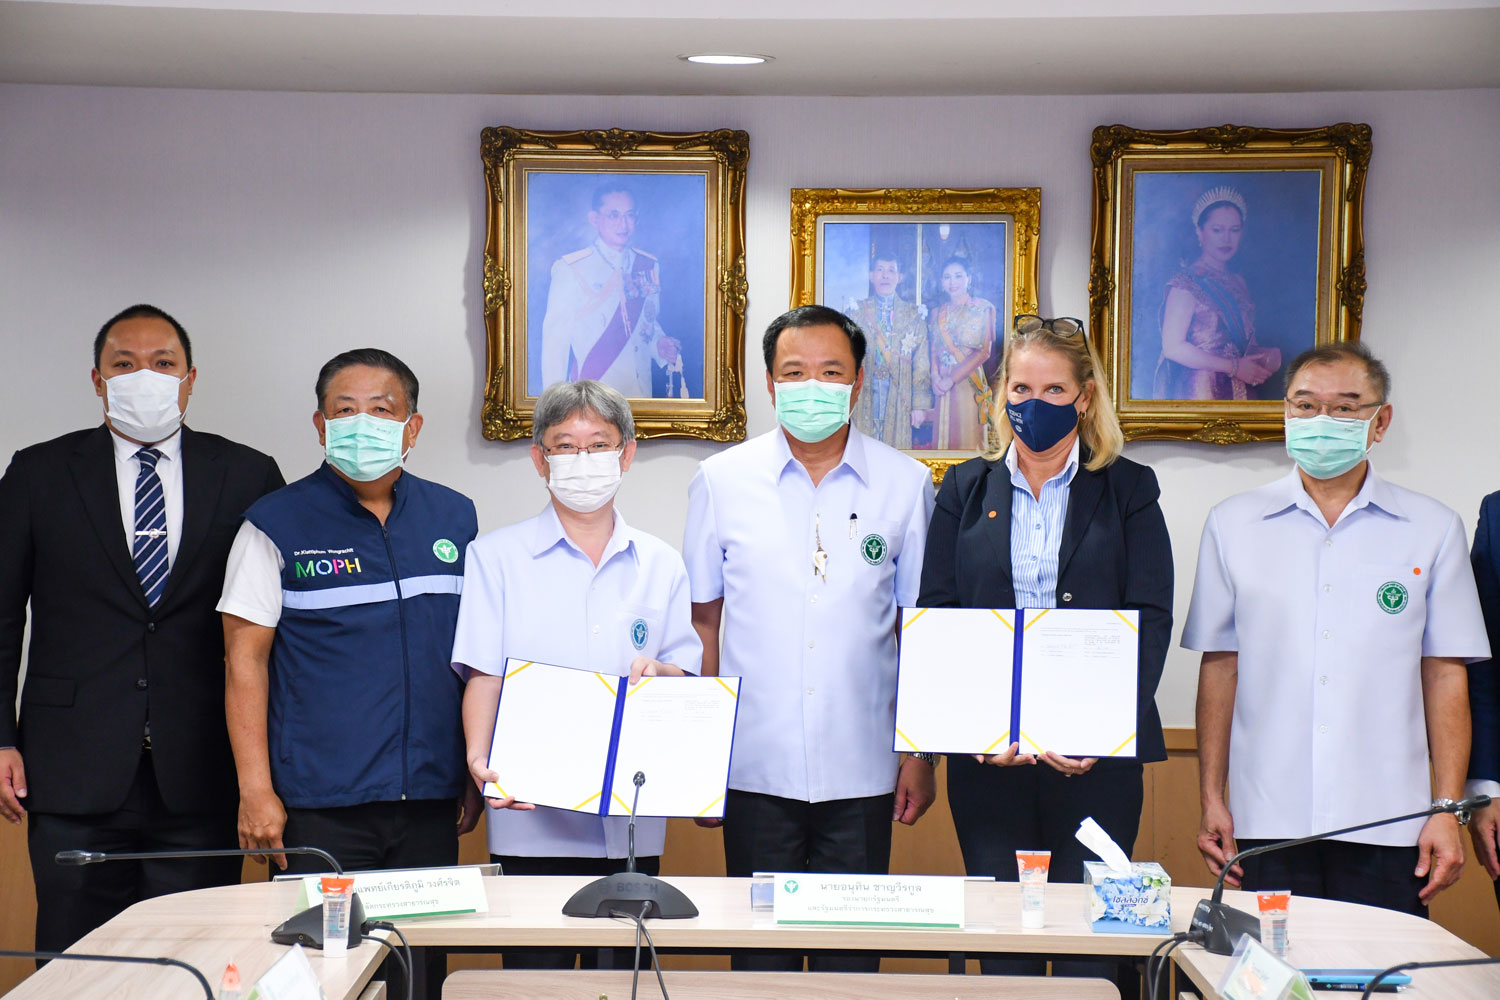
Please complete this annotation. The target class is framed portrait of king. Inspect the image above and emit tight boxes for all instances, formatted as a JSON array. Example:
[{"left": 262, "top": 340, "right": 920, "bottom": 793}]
[
  {"left": 479, "top": 127, "right": 749, "bottom": 441},
  {"left": 789, "top": 188, "right": 1041, "bottom": 486},
  {"left": 1089, "top": 123, "right": 1370, "bottom": 443}
]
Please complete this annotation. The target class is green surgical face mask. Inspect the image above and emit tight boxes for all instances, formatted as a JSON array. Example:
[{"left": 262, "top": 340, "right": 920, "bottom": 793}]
[
  {"left": 774, "top": 378, "right": 853, "bottom": 443},
  {"left": 324, "top": 413, "right": 410, "bottom": 482},
  {"left": 1284, "top": 413, "right": 1373, "bottom": 480}
]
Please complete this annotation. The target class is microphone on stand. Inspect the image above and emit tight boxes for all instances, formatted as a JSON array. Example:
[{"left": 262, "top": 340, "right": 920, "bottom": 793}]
[
  {"left": 0, "top": 948, "right": 214, "bottom": 999},
  {"left": 56, "top": 845, "right": 365, "bottom": 949},
  {"left": 1358, "top": 956, "right": 1500, "bottom": 999},
  {"left": 562, "top": 770, "right": 698, "bottom": 918},
  {"left": 1190, "top": 794, "right": 1491, "bottom": 955}
]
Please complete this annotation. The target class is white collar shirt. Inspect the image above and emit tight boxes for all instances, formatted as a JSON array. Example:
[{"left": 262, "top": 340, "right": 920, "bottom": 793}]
[
  {"left": 111, "top": 426, "right": 184, "bottom": 570},
  {"left": 450, "top": 504, "right": 702, "bottom": 859},
  {"left": 683, "top": 427, "right": 935, "bottom": 803},
  {"left": 1181, "top": 463, "right": 1490, "bottom": 845}
]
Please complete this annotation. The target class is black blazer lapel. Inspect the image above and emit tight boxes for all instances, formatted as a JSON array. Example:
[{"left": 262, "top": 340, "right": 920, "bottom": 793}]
[
  {"left": 69, "top": 425, "right": 148, "bottom": 608},
  {"left": 1058, "top": 461, "right": 1106, "bottom": 580},
  {"left": 157, "top": 427, "right": 226, "bottom": 609},
  {"left": 980, "top": 460, "right": 1015, "bottom": 596}
]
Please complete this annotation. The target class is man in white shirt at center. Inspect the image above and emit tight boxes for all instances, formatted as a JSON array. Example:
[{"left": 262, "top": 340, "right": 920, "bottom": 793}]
[{"left": 684, "top": 304, "right": 937, "bottom": 972}]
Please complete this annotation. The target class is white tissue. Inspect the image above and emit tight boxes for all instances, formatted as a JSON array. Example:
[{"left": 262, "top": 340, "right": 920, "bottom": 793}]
[{"left": 1075, "top": 816, "right": 1132, "bottom": 874}]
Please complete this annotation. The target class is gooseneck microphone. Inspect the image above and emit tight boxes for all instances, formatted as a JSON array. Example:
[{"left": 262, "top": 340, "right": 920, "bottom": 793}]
[
  {"left": 0, "top": 949, "right": 213, "bottom": 999},
  {"left": 56, "top": 845, "right": 365, "bottom": 950},
  {"left": 561, "top": 769, "right": 699, "bottom": 919},
  {"left": 626, "top": 770, "right": 645, "bottom": 874},
  {"left": 1190, "top": 794, "right": 1491, "bottom": 955},
  {"left": 1359, "top": 956, "right": 1500, "bottom": 999}
]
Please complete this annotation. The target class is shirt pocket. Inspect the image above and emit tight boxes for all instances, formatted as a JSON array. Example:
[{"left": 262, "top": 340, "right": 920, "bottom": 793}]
[
  {"left": 846, "top": 517, "right": 902, "bottom": 573},
  {"left": 616, "top": 602, "right": 666, "bottom": 662}
]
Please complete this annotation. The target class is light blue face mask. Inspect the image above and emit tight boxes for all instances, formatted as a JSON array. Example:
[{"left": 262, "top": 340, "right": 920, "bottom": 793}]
[
  {"left": 324, "top": 413, "right": 409, "bottom": 482},
  {"left": 1284, "top": 413, "right": 1373, "bottom": 480},
  {"left": 774, "top": 378, "right": 852, "bottom": 443}
]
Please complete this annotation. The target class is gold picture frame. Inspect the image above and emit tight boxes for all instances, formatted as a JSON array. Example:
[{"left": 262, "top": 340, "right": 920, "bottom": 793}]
[
  {"left": 1089, "top": 123, "right": 1371, "bottom": 443},
  {"left": 479, "top": 127, "right": 749, "bottom": 441},
  {"left": 789, "top": 187, "right": 1041, "bottom": 486}
]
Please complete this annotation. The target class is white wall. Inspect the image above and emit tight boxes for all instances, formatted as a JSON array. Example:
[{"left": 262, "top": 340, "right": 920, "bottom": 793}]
[{"left": 2, "top": 84, "right": 1497, "bottom": 727}]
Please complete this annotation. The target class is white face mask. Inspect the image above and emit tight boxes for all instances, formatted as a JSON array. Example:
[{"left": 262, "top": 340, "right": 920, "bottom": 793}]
[
  {"left": 545, "top": 451, "right": 623, "bottom": 514},
  {"left": 104, "top": 369, "right": 187, "bottom": 444}
]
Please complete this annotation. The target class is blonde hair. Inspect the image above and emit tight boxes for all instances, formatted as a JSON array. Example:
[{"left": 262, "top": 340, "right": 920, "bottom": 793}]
[{"left": 981, "top": 326, "right": 1124, "bottom": 471}]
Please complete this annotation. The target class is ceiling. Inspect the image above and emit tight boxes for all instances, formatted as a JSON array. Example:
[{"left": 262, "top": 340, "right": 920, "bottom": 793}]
[{"left": 1, "top": 1, "right": 1497, "bottom": 95}]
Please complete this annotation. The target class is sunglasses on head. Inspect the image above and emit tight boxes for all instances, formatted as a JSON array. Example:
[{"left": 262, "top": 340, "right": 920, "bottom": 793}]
[{"left": 1014, "top": 315, "right": 1085, "bottom": 338}]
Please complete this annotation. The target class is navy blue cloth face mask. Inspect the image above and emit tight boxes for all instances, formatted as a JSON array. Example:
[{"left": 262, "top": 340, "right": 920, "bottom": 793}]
[{"left": 1005, "top": 393, "right": 1081, "bottom": 453}]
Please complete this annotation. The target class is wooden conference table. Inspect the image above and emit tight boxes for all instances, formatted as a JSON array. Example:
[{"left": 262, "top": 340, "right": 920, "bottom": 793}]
[{"left": 5, "top": 875, "right": 1497, "bottom": 999}]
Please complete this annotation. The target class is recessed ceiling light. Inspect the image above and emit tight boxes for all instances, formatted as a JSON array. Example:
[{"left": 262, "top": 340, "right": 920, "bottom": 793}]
[{"left": 681, "top": 54, "right": 771, "bottom": 66}]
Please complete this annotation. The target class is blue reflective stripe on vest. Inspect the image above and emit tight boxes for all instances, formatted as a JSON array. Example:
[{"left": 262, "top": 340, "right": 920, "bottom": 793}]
[{"left": 280, "top": 574, "right": 462, "bottom": 610}]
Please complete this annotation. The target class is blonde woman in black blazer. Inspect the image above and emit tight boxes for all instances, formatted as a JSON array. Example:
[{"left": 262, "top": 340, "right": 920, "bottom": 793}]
[{"left": 918, "top": 316, "right": 1172, "bottom": 983}]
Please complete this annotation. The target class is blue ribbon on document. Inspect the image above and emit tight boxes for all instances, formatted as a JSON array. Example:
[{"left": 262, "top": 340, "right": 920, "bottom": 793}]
[
  {"left": 1010, "top": 609, "right": 1026, "bottom": 752},
  {"left": 595, "top": 682, "right": 631, "bottom": 816}
]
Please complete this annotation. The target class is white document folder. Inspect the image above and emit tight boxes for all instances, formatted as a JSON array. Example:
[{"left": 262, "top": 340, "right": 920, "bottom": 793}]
[
  {"left": 484, "top": 658, "right": 741, "bottom": 819},
  {"left": 894, "top": 607, "right": 1140, "bottom": 758}
]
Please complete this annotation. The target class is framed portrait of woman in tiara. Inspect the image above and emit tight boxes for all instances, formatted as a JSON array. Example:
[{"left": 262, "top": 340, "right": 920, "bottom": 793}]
[{"left": 1089, "top": 123, "right": 1370, "bottom": 443}]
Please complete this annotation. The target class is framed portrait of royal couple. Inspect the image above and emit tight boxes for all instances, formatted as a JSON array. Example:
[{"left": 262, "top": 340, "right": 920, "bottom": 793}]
[
  {"left": 1089, "top": 122, "right": 1372, "bottom": 443},
  {"left": 789, "top": 187, "right": 1042, "bottom": 485},
  {"left": 478, "top": 126, "right": 749, "bottom": 441}
]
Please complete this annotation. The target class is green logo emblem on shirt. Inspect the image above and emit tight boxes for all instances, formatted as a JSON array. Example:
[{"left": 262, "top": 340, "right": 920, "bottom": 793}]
[
  {"left": 784, "top": 879, "right": 800, "bottom": 894},
  {"left": 432, "top": 538, "right": 459, "bottom": 563},
  {"left": 860, "top": 533, "right": 888, "bottom": 566},
  {"left": 1376, "top": 581, "right": 1409, "bottom": 614}
]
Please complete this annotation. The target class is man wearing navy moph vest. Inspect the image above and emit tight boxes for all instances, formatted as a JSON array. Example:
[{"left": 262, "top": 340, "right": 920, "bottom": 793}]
[{"left": 219, "top": 348, "right": 480, "bottom": 874}]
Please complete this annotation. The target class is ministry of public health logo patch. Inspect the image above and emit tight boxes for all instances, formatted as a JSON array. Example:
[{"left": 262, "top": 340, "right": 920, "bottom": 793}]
[
  {"left": 432, "top": 538, "right": 459, "bottom": 563},
  {"left": 631, "top": 618, "right": 649, "bottom": 650},
  {"left": 1376, "top": 581, "right": 1409, "bottom": 614},
  {"left": 860, "top": 533, "right": 888, "bottom": 566},
  {"left": 784, "top": 879, "right": 800, "bottom": 894}
]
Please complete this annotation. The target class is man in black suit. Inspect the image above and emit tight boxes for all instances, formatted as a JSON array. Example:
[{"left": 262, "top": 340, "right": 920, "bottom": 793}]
[{"left": 0, "top": 304, "right": 283, "bottom": 954}]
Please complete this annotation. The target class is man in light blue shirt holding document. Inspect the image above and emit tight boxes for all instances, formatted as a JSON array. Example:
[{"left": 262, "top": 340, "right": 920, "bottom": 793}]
[
  {"left": 684, "top": 305, "right": 936, "bottom": 972},
  {"left": 453, "top": 380, "right": 701, "bottom": 970}
]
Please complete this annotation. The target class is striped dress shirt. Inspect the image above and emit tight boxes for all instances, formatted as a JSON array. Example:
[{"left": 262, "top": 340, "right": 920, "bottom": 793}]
[{"left": 1005, "top": 439, "right": 1079, "bottom": 609}]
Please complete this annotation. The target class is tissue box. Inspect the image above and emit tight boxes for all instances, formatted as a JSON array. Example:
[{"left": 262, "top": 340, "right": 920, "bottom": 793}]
[{"left": 1084, "top": 861, "right": 1171, "bottom": 934}]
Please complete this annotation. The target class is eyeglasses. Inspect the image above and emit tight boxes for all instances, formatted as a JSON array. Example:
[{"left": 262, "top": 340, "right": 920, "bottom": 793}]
[
  {"left": 1014, "top": 315, "right": 1085, "bottom": 338},
  {"left": 1284, "top": 397, "right": 1385, "bottom": 419},
  {"left": 541, "top": 441, "right": 623, "bottom": 456}
]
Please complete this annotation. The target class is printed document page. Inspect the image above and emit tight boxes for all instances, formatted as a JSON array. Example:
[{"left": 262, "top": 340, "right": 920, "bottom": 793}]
[
  {"left": 607, "top": 675, "right": 741, "bottom": 819},
  {"left": 485, "top": 658, "right": 619, "bottom": 812},
  {"left": 893, "top": 607, "right": 1016, "bottom": 754},
  {"left": 1016, "top": 609, "right": 1139, "bottom": 757}
]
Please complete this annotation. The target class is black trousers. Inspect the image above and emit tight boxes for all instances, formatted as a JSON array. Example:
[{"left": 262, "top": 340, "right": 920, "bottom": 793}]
[
  {"left": 948, "top": 755, "right": 1144, "bottom": 986},
  {"left": 491, "top": 853, "right": 662, "bottom": 970},
  {"left": 1236, "top": 838, "right": 1428, "bottom": 918},
  {"left": 280, "top": 797, "right": 459, "bottom": 875},
  {"left": 722, "top": 788, "right": 895, "bottom": 972},
  {"left": 28, "top": 751, "right": 240, "bottom": 954}
]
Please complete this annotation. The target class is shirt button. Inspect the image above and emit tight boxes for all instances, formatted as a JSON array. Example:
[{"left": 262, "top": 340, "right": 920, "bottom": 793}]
[
  {"left": 808, "top": 640, "right": 816, "bottom": 649},
  {"left": 1323, "top": 585, "right": 1332, "bottom": 593},
  {"left": 593, "top": 625, "right": 601, "bottom": 634},
  {"left": 807, "top": 687, "right": 815, "bottom": 695},
  {"left": 1325, "top": 539, "right": 1333, "bottom": 547},
  {"left": 136, "top": 678, "right": 148, "bottom": 690},
  {"left": 810, "top": 594, "right": 819, "bottom": 604},
  {"left": 1061, "top": 593, "right": 1073, "bottom": 602},
  {"left": 1319, "top": 725, "right": 1328, "bottom": 734},
  {"left": 146, "top": 622, "right": 157, "bottom": 633},
  {"left": 1321, "top": 676, "right": 1329, "bottom": 685},
  {"left": 1034, "top": 523, "right": 1042, "bottom": 530},
  {"left": 1322, "top": 630, "right": 1330, "bottom": 638}
]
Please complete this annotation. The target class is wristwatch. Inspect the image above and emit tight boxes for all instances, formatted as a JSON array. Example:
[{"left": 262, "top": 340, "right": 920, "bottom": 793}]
[
  {"left": 1431, "top": 797, "right": 1470, "bottom": 826},
  {"left": 911, "top": 752, "right": 939, "bottom": 767}
]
